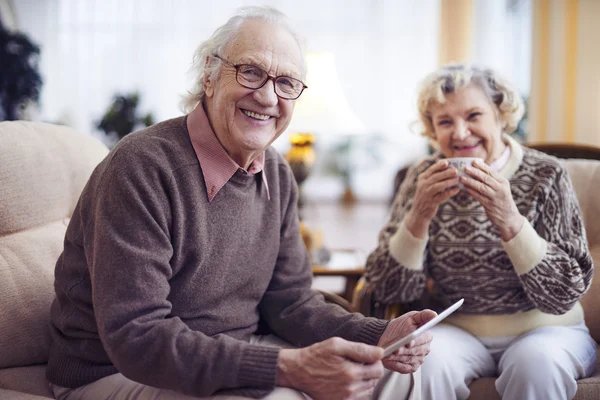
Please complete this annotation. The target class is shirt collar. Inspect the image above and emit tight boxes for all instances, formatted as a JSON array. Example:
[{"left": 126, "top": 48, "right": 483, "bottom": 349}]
[
  {"left": 186, "top": 104, "right": 270, "bottom": 202},
  {"left": 490, "top": 141, "right": 511, "bottom": 171},
  {"left": 496, "top": 134, "right": 524, "bottom": 180}
]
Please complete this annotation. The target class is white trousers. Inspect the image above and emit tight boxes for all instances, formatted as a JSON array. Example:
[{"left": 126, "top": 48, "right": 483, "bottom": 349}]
[
  {"left": 50, "top": 334, "right": 418, "bottom": 400},
  {"left": 421, "top": 322, "right": 597, "bottom": 400}
]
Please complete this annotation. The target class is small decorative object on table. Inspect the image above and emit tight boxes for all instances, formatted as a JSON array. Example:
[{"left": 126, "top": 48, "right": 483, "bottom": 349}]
[
  {"left": 285, "top": 132, "right": 316, "bottom": 212},
  {"left": 286, "top": 132, "right": 328, "bottom": 264}
]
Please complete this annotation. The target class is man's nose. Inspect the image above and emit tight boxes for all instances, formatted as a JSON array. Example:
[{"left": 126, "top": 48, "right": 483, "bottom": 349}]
[{"left": 253, "top": 79, "right": 278, "bottom": 107}]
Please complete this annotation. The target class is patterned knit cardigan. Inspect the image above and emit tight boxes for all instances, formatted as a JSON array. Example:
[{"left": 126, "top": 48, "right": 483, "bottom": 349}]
[{"left": 365, "top": 137, "right": 594, "bottom": 337}]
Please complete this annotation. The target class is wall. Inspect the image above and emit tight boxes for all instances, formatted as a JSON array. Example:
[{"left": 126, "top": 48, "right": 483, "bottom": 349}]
[
  {"left": 574, "top": 0, "right": 600, "bottom": 145},
  {"left": 529, "top": 0, "right": 600, "bottom": 146}
]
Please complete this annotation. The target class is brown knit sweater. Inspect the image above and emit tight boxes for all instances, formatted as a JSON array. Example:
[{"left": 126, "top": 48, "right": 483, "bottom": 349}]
[
  {"left": 365, "top": 136, "right": 594, "bottom": 337},
  {"left": 46, "top": 116, "right": 388, "bottom": 397}
]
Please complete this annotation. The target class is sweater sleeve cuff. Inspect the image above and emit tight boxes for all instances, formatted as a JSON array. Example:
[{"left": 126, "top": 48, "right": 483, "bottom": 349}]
[
  {"left": 237, "top": 345, "right": 279, "bottom": 391},
  {"left": 388, "top": 220, "right": 428, "bottom": 270},
  {"left": 356, "top": 318, "right": 390, "bottom": 346},
  {"left": 502, "top": 217, "right": 547, "bottom": 275}
]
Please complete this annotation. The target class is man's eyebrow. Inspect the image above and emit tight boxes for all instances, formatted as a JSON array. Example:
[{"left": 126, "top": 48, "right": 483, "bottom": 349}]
[{"left": 237, "top": 57, "right": 301, "bottom": 78}]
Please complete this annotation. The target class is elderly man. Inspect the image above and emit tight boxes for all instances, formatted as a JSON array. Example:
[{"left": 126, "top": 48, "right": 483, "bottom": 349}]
[{"left": 46, "top": 6, "right": 434, "bottom": 400}]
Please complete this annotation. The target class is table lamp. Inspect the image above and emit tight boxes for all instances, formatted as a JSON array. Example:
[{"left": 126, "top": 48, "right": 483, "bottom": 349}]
[{"left": 286, "top": 52, "right": 367, "bottom": 206}]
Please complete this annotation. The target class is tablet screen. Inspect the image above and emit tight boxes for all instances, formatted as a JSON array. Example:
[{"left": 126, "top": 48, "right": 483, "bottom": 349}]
[{"left": 382, "top": 298, "right": 464, "bottom": 357}]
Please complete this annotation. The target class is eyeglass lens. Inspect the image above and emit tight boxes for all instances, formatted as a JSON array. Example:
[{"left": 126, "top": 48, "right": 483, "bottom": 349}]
[{"left": 236, "top": 64, "right": 304, "bottom": 99}]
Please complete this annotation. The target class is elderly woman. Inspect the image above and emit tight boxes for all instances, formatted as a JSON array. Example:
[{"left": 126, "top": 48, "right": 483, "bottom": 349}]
[{"left": 365, "top": 64, "right": 597, "bottom": 400}]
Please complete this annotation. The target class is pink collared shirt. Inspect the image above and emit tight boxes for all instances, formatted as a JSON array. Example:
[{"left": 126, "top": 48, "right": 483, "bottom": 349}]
[{"left": 186, "top": 104, "right": 270, "bottom": 202}]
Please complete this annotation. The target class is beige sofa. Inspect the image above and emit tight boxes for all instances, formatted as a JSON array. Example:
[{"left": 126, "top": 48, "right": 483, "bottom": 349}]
[
  {"left": 1, "top": 121, "right": 599, "bottom": 399},
  {"left": 0, "top": 121, "right": 109, "bottom": 399}
]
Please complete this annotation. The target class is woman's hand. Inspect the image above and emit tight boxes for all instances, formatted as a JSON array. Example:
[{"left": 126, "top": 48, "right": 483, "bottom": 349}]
[
  {"left": 460, "top": 159, "right": 524, "bottom": 241},
  {"left": 405, "top": 160, "right": 460, "bottom": 238}
]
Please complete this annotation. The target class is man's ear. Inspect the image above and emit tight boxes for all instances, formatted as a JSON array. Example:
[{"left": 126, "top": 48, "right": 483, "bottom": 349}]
[{"left": 204, "top": 56, "right": 215, "bottom": 98}]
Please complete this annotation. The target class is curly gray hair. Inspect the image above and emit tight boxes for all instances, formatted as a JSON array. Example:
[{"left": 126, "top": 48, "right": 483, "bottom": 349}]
[
  {"left": 416, "top": 64, "right": 525, "bottom": 139},
  {"left": 180, "top": 6, "right": 306, "bottom": 113}
]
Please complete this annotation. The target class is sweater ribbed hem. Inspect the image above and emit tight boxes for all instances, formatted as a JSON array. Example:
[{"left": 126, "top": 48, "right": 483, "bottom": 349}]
[
  {"left": 502, "top": 218, "right": 547, "bottom": 275},
  {"left": 356, "top": 318, "right": 389, "bottom": 346},
  {"left": 237, "top": 345, "right": 279, "bottom": 391},
  {"left": 388, "top": 221, "right": 427, "bottom": 270},
  {"left": 446, "top": 301, "right": 584, "bottom": 337},
  {"left": 46, "top": 346, "right": 118, "bottom": 388}
]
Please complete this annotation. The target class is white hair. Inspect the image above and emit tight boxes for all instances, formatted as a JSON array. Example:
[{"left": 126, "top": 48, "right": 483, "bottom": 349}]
[{"left": 180, "top": 6, "right": 306, "bottom": 113}]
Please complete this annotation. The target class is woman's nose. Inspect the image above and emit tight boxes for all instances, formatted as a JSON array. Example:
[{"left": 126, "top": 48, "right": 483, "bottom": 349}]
[{"left": 452, "top": 121, "right": 469, "bottom": 140}]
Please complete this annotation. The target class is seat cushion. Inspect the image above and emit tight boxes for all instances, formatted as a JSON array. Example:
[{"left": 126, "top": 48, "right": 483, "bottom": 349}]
[
  {"left": 468, "top": 377, "right": 499, "bottom": 400},
  {"left": 0, "top": 365, "right": 53, "bottom": 398},
  {"left": 577, "top": 364, "right": 600, "bottom": 400},
  {"left": 0, "top": 121, "right": 108, "bottom": 369}
]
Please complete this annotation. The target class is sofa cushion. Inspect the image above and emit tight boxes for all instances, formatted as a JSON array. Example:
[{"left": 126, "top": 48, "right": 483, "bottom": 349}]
[
  {"left": 0, "top": 222, "right": 68, "bottom": 368},
  {"left": 0, "top": 365, "right": 53, "bottom": 398},
  {"left": 0, "top": 121, "right": 108, "bottom": 235},
  {"left": 565, "top": 159, "right": 600, "bottom": 250},
  {"left": 0, "top": 121, "right": 108, "bottom": 370},
  {"left": 0, "top": 389, "right": 53, "bottom": 399}
]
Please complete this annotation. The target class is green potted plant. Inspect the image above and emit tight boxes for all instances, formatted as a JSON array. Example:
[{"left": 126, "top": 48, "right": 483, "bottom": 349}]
[
  {"left": 0, "top": 23, "right": 42, "bottom": 121},
  {"left": 96, "top": 92, "right": 154, "bottom": 147}
]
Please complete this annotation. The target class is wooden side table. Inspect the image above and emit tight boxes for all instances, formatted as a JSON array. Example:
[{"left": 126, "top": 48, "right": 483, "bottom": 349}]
[
  {"left": 312, "top": 249, "right": 366, "bottom": 302},
  {"left": 304, "top": 202, "right": 389, "bottom": 302}
]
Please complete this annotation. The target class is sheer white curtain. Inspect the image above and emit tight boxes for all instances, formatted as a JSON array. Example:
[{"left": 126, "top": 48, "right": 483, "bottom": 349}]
[
  {"left": 473, "top": 0, "right": 532, "bottom": 97},
  {"left": 13, "top": 0, "right": 441, "bottom": 200},
  {"left": 12, "top": 0, "right": 532, "bottom": 200}
]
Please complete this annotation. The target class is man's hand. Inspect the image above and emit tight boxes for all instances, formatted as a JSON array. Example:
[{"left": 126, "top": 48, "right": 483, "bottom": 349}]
[
  {"left": 377, "top": 310, "right": 436, "bottom": 373},
  {"left": 276, "top": 337, "right": 385, "bottom": 400}
]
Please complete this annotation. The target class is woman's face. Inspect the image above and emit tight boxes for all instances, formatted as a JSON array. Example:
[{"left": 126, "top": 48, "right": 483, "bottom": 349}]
[{"left": 429, "top": 83, "right": 505, "bottom": 163}]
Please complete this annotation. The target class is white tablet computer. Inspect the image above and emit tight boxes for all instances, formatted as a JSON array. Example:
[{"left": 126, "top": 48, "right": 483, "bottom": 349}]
[{"left": 383, "top": 298, "right": 464, "bottom": 357}]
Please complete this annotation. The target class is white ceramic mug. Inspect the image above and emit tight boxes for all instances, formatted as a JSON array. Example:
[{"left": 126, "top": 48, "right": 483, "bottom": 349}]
[{"left": 446, "top": 157, "right": 483, "bottom": 177}]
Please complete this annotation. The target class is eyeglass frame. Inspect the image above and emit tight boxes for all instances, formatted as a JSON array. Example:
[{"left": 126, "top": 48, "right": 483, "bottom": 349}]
[{"left": 212, "top": 55, "right": 307, "bottom": 100}]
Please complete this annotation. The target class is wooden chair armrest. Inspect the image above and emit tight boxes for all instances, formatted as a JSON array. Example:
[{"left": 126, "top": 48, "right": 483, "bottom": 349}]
[
  {"left": 318, "top": 289, "right": 355, "bottom": 313},
  {"left": 351, "top": 276, "right": 404, "bottom": 319}
]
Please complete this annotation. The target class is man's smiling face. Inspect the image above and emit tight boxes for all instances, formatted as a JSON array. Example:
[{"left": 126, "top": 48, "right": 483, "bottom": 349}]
[{"left": 203, "top": 19, "right": 304, "bottom": 167}]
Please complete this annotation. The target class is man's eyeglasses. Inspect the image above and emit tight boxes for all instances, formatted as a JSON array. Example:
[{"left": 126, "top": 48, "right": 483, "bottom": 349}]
[{"left": 213, "top": 55, "right": 307, "bottom": 100}]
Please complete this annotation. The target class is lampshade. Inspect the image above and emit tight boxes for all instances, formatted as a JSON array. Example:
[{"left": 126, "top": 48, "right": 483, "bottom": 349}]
[{"left": 287, "top": 52, "right": 366, "bottom": 136}]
